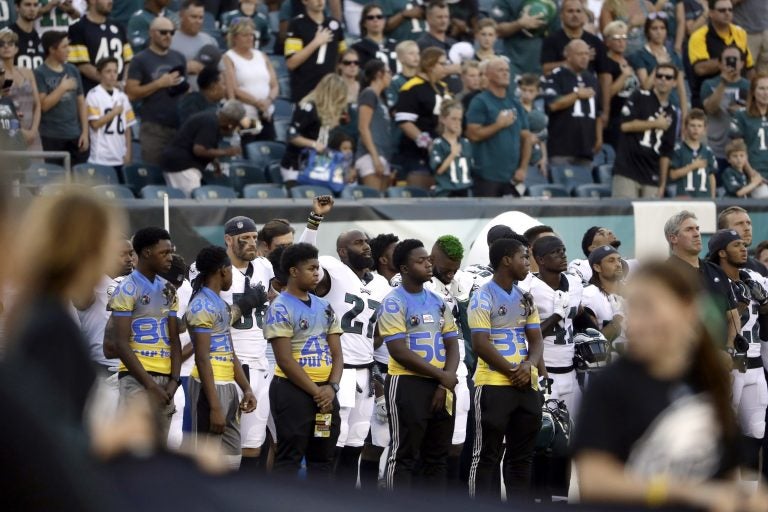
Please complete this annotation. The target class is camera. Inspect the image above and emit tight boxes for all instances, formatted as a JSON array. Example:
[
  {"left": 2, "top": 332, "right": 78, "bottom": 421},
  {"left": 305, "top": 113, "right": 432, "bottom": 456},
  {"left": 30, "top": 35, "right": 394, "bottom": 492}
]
[{"left": 725, "top": 55, "right": 738, "bottom": 70}]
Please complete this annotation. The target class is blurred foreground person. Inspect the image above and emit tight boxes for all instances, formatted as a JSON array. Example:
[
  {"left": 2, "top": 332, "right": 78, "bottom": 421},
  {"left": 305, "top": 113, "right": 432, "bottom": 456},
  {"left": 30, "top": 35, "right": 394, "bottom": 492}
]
[{"left": 573, "top": 261, "right": 768, "bottom": 512}]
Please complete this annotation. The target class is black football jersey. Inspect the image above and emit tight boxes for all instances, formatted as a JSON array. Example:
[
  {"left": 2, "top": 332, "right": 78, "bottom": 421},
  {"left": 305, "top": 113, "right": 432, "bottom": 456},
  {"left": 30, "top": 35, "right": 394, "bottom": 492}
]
[
  {"left": 68, "top": 16, "right": 133, "bottom": 92},
  {"left": 10, "top": 23, "right": 42, "bottom": 70},
  {"left": 352, "top": 37, "right": 399, "bottom": 74},
  {"left": 394, "top": 76, "right": 450, "bottom": 158},
  {"left": 614, "top": 89, "right": 677, "bottom": 186}
]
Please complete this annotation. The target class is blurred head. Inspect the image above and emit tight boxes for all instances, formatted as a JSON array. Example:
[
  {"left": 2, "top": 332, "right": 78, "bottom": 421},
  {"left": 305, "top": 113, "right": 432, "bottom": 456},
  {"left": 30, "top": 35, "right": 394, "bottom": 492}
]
[
  {"left": 489, "top": 238, "right": 529, "bottom": 281},
  {"left": 13, "top": 189, "right": 126, "bottom": 305},
  {"left": 192, "top": 245, "right": 233, "bottom": 293},
  {"left": 227, "top": 16, "right": 255, "bottom": 50},
  {"left": 149, "top": 17, "right": 176, "bottom": 51},
  {"left": 709, "top": 0, "right": 733, "bottom": 30},
  {"left": 603, "top": 20, "right": 628, "bottom": 55},
  {"left": 393, "top": 239, "right": 432, "bottom": 284},
  {"left": 524, "top": 224, "right": 556, "bottom": 247},
  {"left": 96, "top": 56, "right": 119, "bottom": 88},
  {"left": 684, "top": 108, "right": 707, "bottom": 141},
  {"left": 665, "top": 210, "right": 701, "bottom": 257},
  {"left": 461, "top": 60, "right": 480, "bottom": 92},
  {"left": 565, "top": 39, "right": 590, "bottom": 72},
  {"left": 41, "top": 31, "right": 68, "bottom": 60},
  {"left": 485, "top": 56, "right": 510, "bottom": 89},
  {"left": 133, "top": 227, "right": 173, "bottom": 274},
  {"left": 224, "top": 216, "right": 258, "bottom": 262},
  {"left": 15, "top": 0, "right": 39, "bottom": 23},
  {"left": 756, "top": 240, "right": 768, "bottom": 267},
  {"left": 396, "top": 40, "right": 420, "bottom": 70},
  {"left": 518, "top": 73, "right": 541, "bottom": 104},
  {"left": 717, "top": 206, "right": 753, "bottom": 246},
  {"left": 425, "top": 1, "right": 450, "bottom": 35},
  {"left": 218, "top": 100, "right": 246, "bottom": 135},
  {"left": 281, "top": 243, "right": 320, "bottom": 292},
  {"left": 369, "top": 233, "right": 399, "bottom": 276},
  {"left": 197, "top": 66, "right": 224, "bottom": 99},
  {"left": 258, "top": 218, "right": 295, "bottom": 255},
  {"left": 179, "top": 0, "right": 205, "bottom": 36},
  {"left": 360, "top": 3, "right": 385, "bottom": 38},
  {"left": 532, "top": 235, "right": 567, "bottom": 273},
  {"left": 337, "top": 230, "right": 374, "bottom": 271},
  {"left": 338, "top": 48, "right": 360, "bottom": 78},
  {"left": 560, "top": 0, "right": 585, "bottom": 30},
  {"left": 475, "top": 18, "right": 497, "bottom": 51},
  {"left": 420, "top": 47, "right": 448, "bottom": 82},
  {"left": 431, "top": 235, "right": 464, "bottom": 285}
]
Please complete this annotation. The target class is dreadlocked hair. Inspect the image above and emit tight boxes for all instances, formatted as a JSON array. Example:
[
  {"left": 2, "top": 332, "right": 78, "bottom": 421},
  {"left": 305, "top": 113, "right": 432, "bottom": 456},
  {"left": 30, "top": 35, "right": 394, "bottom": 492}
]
[
  {"left": 191, "top": 245, "right": 230, "bottom": 296},
  {"left": 435, "top": 234, "right": 464, "bottom": 262}
]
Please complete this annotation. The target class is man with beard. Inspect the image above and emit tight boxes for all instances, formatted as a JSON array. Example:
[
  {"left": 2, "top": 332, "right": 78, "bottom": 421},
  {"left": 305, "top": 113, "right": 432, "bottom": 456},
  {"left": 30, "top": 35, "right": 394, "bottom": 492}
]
[
  {"left": 314, "top": 229, "right": 392, "bottom": 487},
  {"left": 717, "top": 206, "right": 768, "bottom": 277},
  {"left": 568, "top": 226, "right": 638, "bottom": 283},
  {"left": 709, "top": 229, "right": 768, "bottom": 472},
  {"left": 580, "top": 245, "right": 626, "bottom": 346}
]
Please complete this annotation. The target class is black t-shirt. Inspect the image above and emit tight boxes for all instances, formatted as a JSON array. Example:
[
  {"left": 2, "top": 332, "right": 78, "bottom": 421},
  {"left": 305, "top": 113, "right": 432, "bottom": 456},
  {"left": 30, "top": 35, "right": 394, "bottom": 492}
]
[
  {"left": 352, "top": 37, "right": 399, "bottom": 73},
  {"left": 543, "top": 66, "right": 601, "bottom": 160},
  {"left": 281, "top": 100, "right": 321, "bottom": 170},
  {"left": 68, "top": 16, "right": 131, "bottom": 92},
  {"left": 540, "top": 30, "right": 608, "bottom": 75},
  {"left": 284, "top": 14, "right": 345, "bottom": 103},
  {"left": 10, "top": 23, "right": 42, "bottom": 70},
  {"left": 162, "top": 110, "right": 221, "bottom": 172},
  {"left": 614, "top": 89, "right": 677, "bottom": 185},
  {"left": 573, "top": 357, "right": 739, "bottom": 479},
  {"left": 394, "top": 76, "right": 449, "bottom": 159}
]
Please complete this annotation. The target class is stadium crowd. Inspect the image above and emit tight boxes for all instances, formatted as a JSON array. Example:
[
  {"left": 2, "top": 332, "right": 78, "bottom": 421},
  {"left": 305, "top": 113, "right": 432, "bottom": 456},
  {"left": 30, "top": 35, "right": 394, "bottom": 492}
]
[
  {"left": 3, "top": 183, "right": 768, "bottom": 511},
  {"left": 0, "top": 0, "right": 767, "bottom": 198}
]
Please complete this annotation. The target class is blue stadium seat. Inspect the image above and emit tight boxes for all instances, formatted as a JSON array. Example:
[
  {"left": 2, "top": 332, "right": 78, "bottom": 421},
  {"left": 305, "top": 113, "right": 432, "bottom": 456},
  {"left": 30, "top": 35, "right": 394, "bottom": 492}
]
[
  {"left": 229, "top": 160, "right": 267, "bottom": 193},
  {"left": 267, "top": 162, "right": 283, "bottom": 184},
  {"left": 592, "top": 143, "right": 616, "bottom": 167},
  {"left": 550, "top": 163, "right": 594, "bottom": 194},
  {"left": 574, "top": 184, "right": 611, "bottom": 198},
  {"left": 121, "top": 163, "right": 165, "bottom": 194},
  {"left": 386, "top": 186, "right": 430, "bottom": 198},
  {"left": 289, "top": 184, "right": 333, "bottom": 199},
  {"left": 201, "top": 169, "right": 233, "bottom": 187},
  {"left": 270, "top": 55, "right": 288, "bottom": 79},
  {"left": 595, "top": 163, "right": 613, "bottom": 185},
  {"left": 92, "top": 184, "right": 135, "bottom": 200},
  {"left": 524, "top": 165, "right": 549, "bottom": 187},
  {"left": 341, "top": 185, "right": 383, "bottom": 199},
  {"left": 527, "top": 184, "right": 569, "bottom": 198},
  {"left": 274, "top": 97, "right": 294, "bottom": 119},
  {"left": 192, "top": 185, "right": 238, "bottom": 200},
  {"left": 278, "top": 76, "right": 291, "bottom": 99},
  {"left": 140, "top": 185, "right": 186, "bottom": 200},
  {"left": 273, "top": 118, "right": 290, "bottom": 143},
  {"left": 245, "top": 141, "right": 286, "bottom": 171},
  {"left": 37, "top": 183, "right": 70, "bottom": 196},
  {"left": 242, "top": 184, "right": 288, "bottom": 199},
  {"left": 25, "top": 163, "right": 67, "bottom": 186},
  {"left": 72, "top": 163, "right": 119, "bottom": 184}
]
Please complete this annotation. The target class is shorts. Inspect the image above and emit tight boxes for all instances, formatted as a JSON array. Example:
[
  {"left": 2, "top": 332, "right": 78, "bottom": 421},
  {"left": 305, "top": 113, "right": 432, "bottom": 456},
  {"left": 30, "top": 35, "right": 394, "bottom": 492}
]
[
  {"left": 355, "top": 154, "right": 391, "bottom": 178},
  {"left": 164, "top": 168, "right": 202, "bottom": 197},
  {"left": 240, "top": 363, "right": 276, "bottom": 448},
  {"left": 337, "top": 368, "right": 375, "bottom": 448},
  {"left": 118, "top": 373, "right": 176, "bottom": 439},
  {"left": 188, "top": 377, "right": 243, "bottom": 455}
]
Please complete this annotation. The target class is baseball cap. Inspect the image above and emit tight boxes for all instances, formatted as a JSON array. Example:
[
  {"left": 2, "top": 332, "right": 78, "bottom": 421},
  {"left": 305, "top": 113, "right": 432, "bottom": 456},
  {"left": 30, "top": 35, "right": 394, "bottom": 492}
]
[
  {"left": 588, "top": 245, "right": 619, "bottom": 268},
  {"left": 224, "top": 216, "right": 258, "bottom": 236},
  {"left": 707, "top": 229, "right": 741, "bottom": 258}
]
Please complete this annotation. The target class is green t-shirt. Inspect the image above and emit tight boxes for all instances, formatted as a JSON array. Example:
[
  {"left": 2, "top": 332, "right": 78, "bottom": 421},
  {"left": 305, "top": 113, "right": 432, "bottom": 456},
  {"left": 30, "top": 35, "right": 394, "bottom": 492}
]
[
  {"left": 430, "top": 136, "right": 474, "bottom": 193},
  {"left": 732, "top": 110, "right": 768, "bottom": 177},
  {"left": 490, "top": 0, "right": 559, "bottom": 75},
  {"left": 382, "top": 0, "right": 427, "bottom": 43},
  {"left": 669, "top": 140, "right": 717, "bottom": 197},
  {"left": 722, "top": 165, "right": 748, "bottom": 197}
]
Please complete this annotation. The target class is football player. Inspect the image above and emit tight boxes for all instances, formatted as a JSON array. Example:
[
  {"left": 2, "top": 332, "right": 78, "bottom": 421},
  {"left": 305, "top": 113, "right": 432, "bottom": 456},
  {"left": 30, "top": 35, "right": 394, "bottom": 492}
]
[{"left": 580, "top": 245, "right": 626, "bottom": 347}]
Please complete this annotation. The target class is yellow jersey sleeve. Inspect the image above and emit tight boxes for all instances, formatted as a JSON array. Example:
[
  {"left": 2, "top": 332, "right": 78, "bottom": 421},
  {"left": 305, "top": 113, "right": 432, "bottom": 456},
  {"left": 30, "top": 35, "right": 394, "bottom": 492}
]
[
  {"left": 186, "top": 298, "right": 215, "bottom": 331},
  {"left": 338, "top": 39, "right": 347, "bottom": 54},
  {"left": 467, "top": 289, "right": 492, "bottom": 332},
  {"left": 526, "top": 306, "right": 541, "bottom": 328},
  {"left": 688, "top": 27, "right": 710, "bottom": 64},
  {"left": 108, "top": 280, "right": 136, "bottom": 314},
  {"left": 284, "top": 37, "right": 303, "bottom": 56},
  {"left": 377, "top": 296, "right": 406, "bottom": 343},
  {"left": 264, "top": 302, "right": 294, "bottom": 339},
  {"left": 327, "top": 307, "right": 343, "bottom": 336},
  {"left": 67, "top": 44, "right": 90, "bottom": 64}
]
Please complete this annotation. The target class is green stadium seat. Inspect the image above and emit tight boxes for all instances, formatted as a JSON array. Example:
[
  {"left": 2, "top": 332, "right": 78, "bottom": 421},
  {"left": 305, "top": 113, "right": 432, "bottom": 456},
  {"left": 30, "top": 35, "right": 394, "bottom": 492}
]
[{"left": 121, "top": 163, "right": 165, "bottom": 194}]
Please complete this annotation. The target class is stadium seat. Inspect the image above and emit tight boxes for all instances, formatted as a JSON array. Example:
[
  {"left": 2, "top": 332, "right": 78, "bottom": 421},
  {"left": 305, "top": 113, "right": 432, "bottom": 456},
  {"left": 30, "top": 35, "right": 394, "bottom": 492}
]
[
  {"left": 72, "top": 163, "right": 119, "bottom": 184},
  {"left": 91, "top": 184, "right": 135, "bottom": 200},
  {"left": 278, "top": 76, "right": 291, "bottom": 99},
  {"left": 524, "top": 165, "right": 549, "bottom": 187},
  {"left": 274, "top": 118, "right": 290, "bottom": 143},
  {"left": 38, "top": 183, "right": 89, "bottom": 196},
  {"left": 229, "top": 161, "right": 267, "bottom": 193},
  {"left": 341, "top": 185, "right": 383, "bottom": 199},
  {"left": 386, "top": 186, "right": 430, "bottom": 198},
  {"left": 25, "top": 163, "right": 67, "bottom": 186},
  {"left": 270, "top": 55, "right": 288, "bottom": 78},
  {"left": 596, "top": 163, "right": 613, "bottom": 185},
  {"left": 267, "top": 162, "right": 283, "bottom": 184},
  {"left": 140, "top": 185, "right": 186, "bottom": 200},
  {"left": 592, "top": 143, "right": 616, "bottom": 167},
  {"left": 242, "top": 184, "right": 288, "bottom": 199},
  {"left": 550, "top": 163, "right": 594, "bottom": 194},
  {"left": 245, "top": 141, "right": 286, "bottom": 171},
  {"left": 574, "top": 184, "right": 611, "bottom": 198},
  {"left": 201, "top": 169, "right": 233, "bottom": 187},
  {"left": 528, "top": 184, "right": 569, "bottom": 198},
  {"left": 274, "top": 97, "right": 294, "bottom": 119},
  {"left": 192, "top": 185, "right": 238, "bottom": 200},
  {"left": 121, "top": 163, "right": 165, "bottom": 194},
  {"left": 289, "top": 184, "right": 333, "bottom": 199}
]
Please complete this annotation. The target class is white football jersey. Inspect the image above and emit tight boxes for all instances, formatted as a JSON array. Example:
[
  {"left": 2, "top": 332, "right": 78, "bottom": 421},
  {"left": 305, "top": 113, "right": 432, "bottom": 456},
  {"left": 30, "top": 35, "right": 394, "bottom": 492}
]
[
  {"left": 463, "top": 263, "right": 494, "bottom": 292},
  {"left": 77, "top": 274, "right": 124, "bottom": 367},
  {"left": 568, "top": 257, "right": 639, "bottom": 283},
  {"left": 372, "top": 271, "right": 392, "bottom": 365},
  {"left": 220, "top": 257, "right": 274, "bottom": 367},
  {"left": 581, "top": 283, "right": 626, "bottom": 346},
  {"left": 426, "top": 270, "right": 474, "bottom": 375},
  {"left": 176, "top": 280, "right": 195, "bottom": 377},
  {"left": 320, "top": 256, "right": 391, "bottom": 366},
  {"left": 529, "top": 273, "right": 583, "bottom": 368},
  {"left": 86, "top": 85, "right": 136, "bottom": 166},
  {"left": 736, "top": 269, "right": 764, "bottom": 358}
]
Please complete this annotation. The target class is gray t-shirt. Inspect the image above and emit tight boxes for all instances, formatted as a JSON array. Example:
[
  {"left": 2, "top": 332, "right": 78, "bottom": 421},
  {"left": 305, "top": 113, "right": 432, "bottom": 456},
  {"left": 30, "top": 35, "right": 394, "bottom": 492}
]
[
  {"left": 128, "top": 47, "right": 187, "bottom": 128},
  {"left": 733, "top": 0, "right": 768, "bottom": 34},
  {"left": 701, "top": 76, "right": 750, "bottom": 158},
  {"left": 170, "top": 30, "right": 217, "bottom": 92},
  {"left": 34, "top": 62, "right": 83, "bottom": 139},
  {"left": 355, "top": 87, "right": 392, "bottom": 161}
]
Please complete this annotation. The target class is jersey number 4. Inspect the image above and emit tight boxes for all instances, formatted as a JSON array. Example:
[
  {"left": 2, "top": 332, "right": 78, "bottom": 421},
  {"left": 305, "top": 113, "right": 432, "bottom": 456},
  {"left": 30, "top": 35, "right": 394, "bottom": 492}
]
[{"left": 341, "top": 293, "right": 380, "bottom": 338}]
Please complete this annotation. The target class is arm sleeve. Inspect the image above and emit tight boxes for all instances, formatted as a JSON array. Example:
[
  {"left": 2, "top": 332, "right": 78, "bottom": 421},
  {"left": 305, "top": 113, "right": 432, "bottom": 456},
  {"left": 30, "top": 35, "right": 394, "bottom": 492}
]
[
  {"left": 186, "top": 298, "right": 214, "bottom": 331},
  {"left": 467, "top": 290, "right": 492, "bottom": 332},
  {"left": 107, "top": 280, "right": 136, "bottom": 314},
  {"left": 191, "top": 117, "right": 219, "bottom": 149},
  {"left": 394, "top": 87, "right": 420, "bottom": 124},
  {"left": 67, "top": 22, "right": 90, "bottom": 64},
  {"left": 263, "top": 302, "right": 294, "bottom": 340},
  {"left": 377, "top": 296, "right": 407, "bottom": 343}
]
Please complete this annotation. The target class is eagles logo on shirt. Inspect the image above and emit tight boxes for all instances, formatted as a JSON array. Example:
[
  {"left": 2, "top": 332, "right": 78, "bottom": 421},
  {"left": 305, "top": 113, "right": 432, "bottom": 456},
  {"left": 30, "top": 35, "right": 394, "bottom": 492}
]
[
  {"left": 409, "top": 315, "right": 420, "bottom": 326},
  {"left": 521, "top": 292, "right": 535, "bottom": 317},
  {"left": 299, "top": 318, "right": 309, "bottom": 330}
]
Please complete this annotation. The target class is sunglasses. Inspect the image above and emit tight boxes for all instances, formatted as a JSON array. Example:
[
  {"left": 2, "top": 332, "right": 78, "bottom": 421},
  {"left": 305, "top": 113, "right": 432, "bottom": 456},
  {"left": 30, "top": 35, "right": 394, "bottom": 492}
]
[
  {"left": 656, "top": 73, "right": 675, "bottom": 80},
  {"left": 647, "top": 11, "right": 668, "bottom": 20},
  {"left": 0, "top": 41, "right": 16, "bottom": 48},
  {"left": 714, "top": 7, "right": 733, "bottom": 13},
  {"left": 341, "top": 60, "right": 359, "bottom": 65},
  {"left": 366, "top": 14, "right": 384, "bottom": 20},
  {"left": 609, "top": 34, "right": 628, "bottom": 40},
  {"left": 156, "top": 29, "right": 176, "bottom": 36}
]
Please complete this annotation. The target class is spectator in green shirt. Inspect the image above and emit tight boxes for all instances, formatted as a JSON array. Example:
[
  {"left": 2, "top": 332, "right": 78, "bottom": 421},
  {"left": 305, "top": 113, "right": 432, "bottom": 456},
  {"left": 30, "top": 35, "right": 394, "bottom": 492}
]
[
  {"left": 721, "top": 138, "right": 766, "bottom": 197},
  {"left": 430, "top": 98, "right": 473, "bottom": 196},
  {"left": 669, "top": 108, "right": 717, "bottom": 198}
]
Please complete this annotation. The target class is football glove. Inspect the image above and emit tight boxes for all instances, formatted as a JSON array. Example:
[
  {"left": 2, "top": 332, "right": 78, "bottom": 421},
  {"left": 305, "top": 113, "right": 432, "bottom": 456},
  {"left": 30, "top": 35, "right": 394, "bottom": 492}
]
[
  {"left": 236, "top": 282, "right": 268, "bottom": 317},
  {"left": 552, "top": 290, "right": 570, "bottom": 320}
]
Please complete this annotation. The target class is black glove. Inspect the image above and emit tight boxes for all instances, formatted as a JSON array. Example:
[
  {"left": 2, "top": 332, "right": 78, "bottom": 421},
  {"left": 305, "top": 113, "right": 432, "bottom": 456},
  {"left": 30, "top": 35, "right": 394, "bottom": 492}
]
[
  {"left": 734, "top": 333, "right": 750, "bottom": 354},
  {"left": 236, "top": 283, "right": 268, "bottom": 317},
  {"left": 744, "top": 276, "right": 768, "bottom": 306},
  {"left": 731, "top": 280, "right": 751, "bottom": 307}
]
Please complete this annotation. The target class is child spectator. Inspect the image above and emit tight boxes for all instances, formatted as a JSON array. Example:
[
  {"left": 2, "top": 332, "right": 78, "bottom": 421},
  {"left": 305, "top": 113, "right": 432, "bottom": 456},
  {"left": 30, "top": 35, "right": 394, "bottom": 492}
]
[
  {"left": 86, "top": 57, "right": 136, "bottom": 171},
  {"left": 430, "top": 99, "right": 473, "bottom": 197},
  {"left": 457, "top": 60, "right": 481, "bottom": 102},
  {"left": 519, "top": 73, "right": 548, "bottom": 181},
  {"left": 669, "top": 108, "right": 717, "bottom": 198},
  {"left": 474, "top": 18, "right": 498, "bottom": 62},
  {"left": 722, "top": 139, "right": 766, "bottom": 198},
  {"left": 386, "top": 39, "right": 419, "bottom": 109}
]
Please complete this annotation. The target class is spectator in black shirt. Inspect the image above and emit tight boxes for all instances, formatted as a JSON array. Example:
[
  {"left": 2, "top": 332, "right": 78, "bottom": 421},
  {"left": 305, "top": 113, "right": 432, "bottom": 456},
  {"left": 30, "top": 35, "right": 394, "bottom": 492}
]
[
  {"left": 9, "top": 0, "right": 42, "bottom": 70},
  {"left": 574, "top": 261, "right": 761, "bottom": 511},
  {"left": 602, "top": 21, "right": 641, "bottom": 148},
  {"left": 416, "top": 0, "right": 461, "bottom": 94},
  {"left": 664, "top": 210, "right": 739, "bottom": 347},
  {"left": 178, "top": 66, "right": 226, "bottom": 125},
  {"left": 541, "top": 0, "right": 608, "bottom": 77},
  {"left": 161, "top": 99, "right": 245, "bottom": 196},
  {"left": 717, "top": 206, "right": 768, "bottom": 277}
]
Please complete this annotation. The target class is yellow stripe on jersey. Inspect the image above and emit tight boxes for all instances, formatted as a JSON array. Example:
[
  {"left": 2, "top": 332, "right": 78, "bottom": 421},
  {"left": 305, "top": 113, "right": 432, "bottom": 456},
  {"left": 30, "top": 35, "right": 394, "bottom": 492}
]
[
  {"left": 284, "top": 37, "right": 304, "bottom": 56},
  {"left": 125, "top": 108, "right": 136, "bottom": 122},
  {"left": 400, "top": 76, "right": 426, "bottom": 92},
  {"left": 187, "top": 290, "right": 235, "bottom": 382},
  {"left": 122, "top": 42, "right": 134, "bottom": 63},
  {"left": 87, "top": 106, "right": 101, "bottom": 118},
  {"left": 338, "top": 40, "right": 347, "bottom": 54},
  {"left": 68, "top": 44, "right": 90, "bottom": 64}
]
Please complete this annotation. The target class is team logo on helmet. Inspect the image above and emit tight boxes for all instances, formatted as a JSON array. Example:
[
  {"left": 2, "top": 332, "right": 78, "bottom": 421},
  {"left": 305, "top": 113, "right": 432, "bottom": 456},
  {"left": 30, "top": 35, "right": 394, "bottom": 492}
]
[
  {"left": 299, "top": 318, "right": 309, "bottom": 330},
  {"left": 140, "top": 295, "right": 150, "bottom": 305},
  {"left": 409, "top": 315, "right": 420, "bottom": 326}
]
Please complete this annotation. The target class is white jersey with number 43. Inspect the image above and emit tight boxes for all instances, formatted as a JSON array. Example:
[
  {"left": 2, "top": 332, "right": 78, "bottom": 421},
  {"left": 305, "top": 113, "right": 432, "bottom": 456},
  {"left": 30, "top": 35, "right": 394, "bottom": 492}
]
[{"left": 320, "top": 255, "right": 391, "bottom": 366}]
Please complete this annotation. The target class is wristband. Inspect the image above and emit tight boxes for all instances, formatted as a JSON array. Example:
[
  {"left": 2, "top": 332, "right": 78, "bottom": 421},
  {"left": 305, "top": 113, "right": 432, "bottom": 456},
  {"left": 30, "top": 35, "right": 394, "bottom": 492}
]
[{"left": 645, "top": 476, "right": 668, "bottom": 507}]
